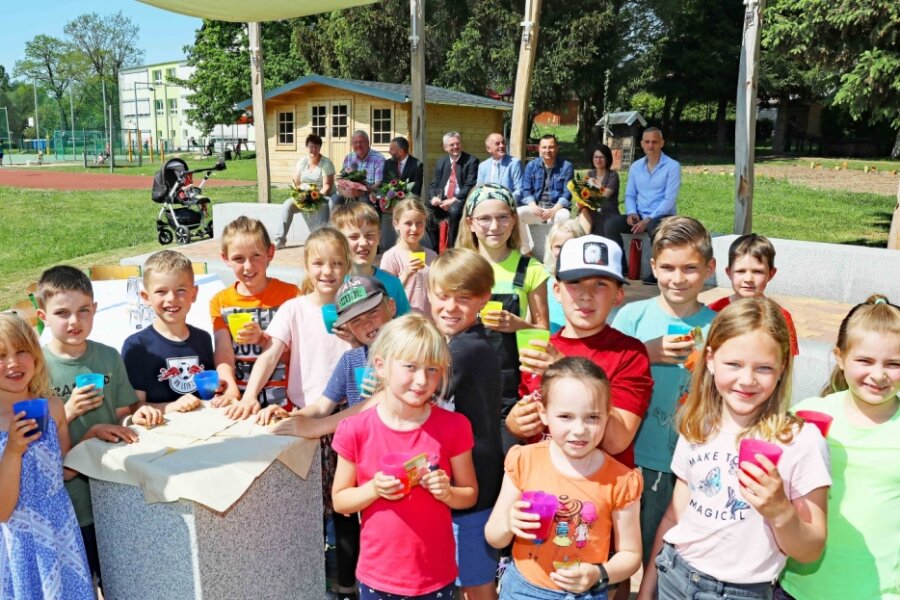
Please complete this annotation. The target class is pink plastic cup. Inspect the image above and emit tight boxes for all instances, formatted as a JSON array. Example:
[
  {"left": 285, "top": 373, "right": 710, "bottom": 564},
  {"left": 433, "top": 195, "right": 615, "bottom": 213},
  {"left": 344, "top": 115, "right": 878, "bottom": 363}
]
[
  {"left": 796, "top": 410, "right": 833, "bottom": 438},
  {"left": 739, "top": 438, "right": 783, "bottom": 481},
  {"left": 521, "top": 491, "right": 558, "bottom": 542},
  {"left": 380, "top": 453, "right": 411, "bottom": 496}
]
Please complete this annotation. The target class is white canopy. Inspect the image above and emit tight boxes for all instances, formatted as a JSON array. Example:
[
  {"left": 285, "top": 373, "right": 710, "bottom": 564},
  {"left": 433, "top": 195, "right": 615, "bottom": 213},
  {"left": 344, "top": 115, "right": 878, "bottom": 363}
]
[{"left": 137, "top": 0, "right": 378, "bottom": 22}]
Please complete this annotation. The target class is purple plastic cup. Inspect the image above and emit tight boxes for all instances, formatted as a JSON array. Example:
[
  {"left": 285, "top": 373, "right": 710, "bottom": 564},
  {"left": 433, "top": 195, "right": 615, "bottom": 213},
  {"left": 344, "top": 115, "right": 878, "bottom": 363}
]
[{"left": 521, "top": 490, "right": 558, "bottom": 542}]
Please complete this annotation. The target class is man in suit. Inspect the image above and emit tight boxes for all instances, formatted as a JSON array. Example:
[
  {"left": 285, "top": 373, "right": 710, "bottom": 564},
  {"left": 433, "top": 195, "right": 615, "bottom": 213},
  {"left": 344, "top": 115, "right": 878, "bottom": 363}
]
[
  {"left": 379, "top": 136, "right": 425, "bottom": 248},
  {"left": 427, "top": 131, "right": 479, "bottom": 251}
]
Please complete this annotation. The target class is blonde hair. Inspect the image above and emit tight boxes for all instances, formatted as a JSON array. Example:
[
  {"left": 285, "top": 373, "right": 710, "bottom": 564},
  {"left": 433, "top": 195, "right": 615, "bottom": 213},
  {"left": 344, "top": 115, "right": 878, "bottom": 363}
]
[
  {"left": 540, "top": 357, "right": 611, "bottom": 414},
  {"left": 300, "top": 227, "right": 351, "bottom": 295},
  {"left": 824, "top": 294, "right": 900, "bottom": 395},
  {"left": 331, "top": 201, "right": 380, "bottom": 231},
  {"left": 652, "top": 216, "right": 713, "bottom": 262},
  {"left": 221, "top": 216, "right": 272, "bottom": 256},
  {"left": 143, "top": 250, "right": 194, "bottom": 288},
  {"left": 455, "top": 192, "right": 522, "bottom": 252},
  {"left": 678, "top": 297, "right": 800, "bottom": 444},
  {"left": 544, "top": 219, "right": 585, "bottom": 274},
  {"left": 427, "top": 248, "right": 494, "bottom": 297},
  {"left": 368, "top": 313, "right": 452, "bottom": 401},
  {"left": 0, "top": 314, "right": 51, "bottom": 399},
  {"left": 392, "top": 197, "right": 427, "bottom": 223}
]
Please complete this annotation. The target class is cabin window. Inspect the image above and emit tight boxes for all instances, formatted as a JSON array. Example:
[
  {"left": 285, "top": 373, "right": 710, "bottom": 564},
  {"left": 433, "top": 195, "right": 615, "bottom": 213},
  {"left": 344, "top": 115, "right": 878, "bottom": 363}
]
[
  {"left": 311, "top": 105, "right": 327, "bottom": 137},
  {"left": 372, "top": 108, "right": 392, "bottom": 144},
  {"left": 278, "top": 111, "right": 295, "bottom": 145}
]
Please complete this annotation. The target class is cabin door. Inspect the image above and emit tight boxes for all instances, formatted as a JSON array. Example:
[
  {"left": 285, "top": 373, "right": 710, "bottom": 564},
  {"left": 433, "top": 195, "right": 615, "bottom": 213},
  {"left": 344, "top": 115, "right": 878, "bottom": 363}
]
[{"left": 326, "top": 100, "right": 352, "bottom": 167}]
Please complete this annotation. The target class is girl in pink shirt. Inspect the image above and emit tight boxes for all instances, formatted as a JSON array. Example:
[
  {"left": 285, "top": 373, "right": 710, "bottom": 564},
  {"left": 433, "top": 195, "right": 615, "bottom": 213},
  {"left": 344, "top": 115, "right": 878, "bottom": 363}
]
[
  {"left": 379, "top": 198, "right": 437, "bottom": 319},
  {"left": 637, "top": 298, "right": 831, "bottom": 600},
  {"left": 332, "top": 314, "right": 477, "bottom": 599}
]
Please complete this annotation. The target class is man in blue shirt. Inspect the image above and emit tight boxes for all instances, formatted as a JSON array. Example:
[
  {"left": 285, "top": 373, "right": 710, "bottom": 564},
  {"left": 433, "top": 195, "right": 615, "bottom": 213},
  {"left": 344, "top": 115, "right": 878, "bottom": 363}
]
[
  {"left": 604, "top": 127, "right": 681, "bottom": 283},
  {"left": 476, "top": 133, "right": 523, "bottom": 203},
  {"left": 517, "top": 134, "right": 574, "bottom": 255}
]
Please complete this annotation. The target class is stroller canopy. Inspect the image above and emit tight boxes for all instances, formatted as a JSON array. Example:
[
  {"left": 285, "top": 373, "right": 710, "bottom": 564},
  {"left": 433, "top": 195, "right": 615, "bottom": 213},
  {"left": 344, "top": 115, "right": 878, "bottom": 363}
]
[{"left": 152, "top": 158, "right": 190, "bottom": 203}]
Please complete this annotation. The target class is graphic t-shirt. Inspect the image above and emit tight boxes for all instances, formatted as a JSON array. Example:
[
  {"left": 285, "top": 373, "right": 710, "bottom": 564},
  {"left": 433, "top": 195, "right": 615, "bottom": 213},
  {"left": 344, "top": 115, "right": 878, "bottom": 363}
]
[
  {"left": 612, "top": 298, "right": 716, "bottom": 472},
  {"left": 43, "top": 341, "right": 138, "bottom": 526},
  {"left": 378, "top": 246, "right": 438, "bottom": 318},
  {"left": 209, "top": 278, "right": 298, "bottom": 408},
  {"left": 708, "top": 295, "right": 799, "bottom": 356},
  {"left": 332, "top": 406, "right": 474, "bottom": 596},
  {"left": 506, "top": 441, "right": 643, "bottom": 591},
  {"left": 664, "top": 425, "right": 831, "bottom": 584},
  {"left": 780, "top": 391, "right": 900, "bottom": 600},
  {"left": 121, "top": 325, "right": 214, "bottom": 404}
]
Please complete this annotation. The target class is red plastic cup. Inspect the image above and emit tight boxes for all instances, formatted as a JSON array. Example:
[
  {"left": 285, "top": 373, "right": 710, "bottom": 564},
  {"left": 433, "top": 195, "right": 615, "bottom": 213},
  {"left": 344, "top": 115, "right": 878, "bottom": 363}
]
[
  {"left": 739, "top": 438, "right": 783, "bottom": 479},
  {"left": 380, "top": 453, "right": 411, "bottom": 496},
  {"left": 521, "top": 491, "right": 558, "bottom": 542},
  {"left": 796, "top": 410, "right": 833, "bottom": 438}
]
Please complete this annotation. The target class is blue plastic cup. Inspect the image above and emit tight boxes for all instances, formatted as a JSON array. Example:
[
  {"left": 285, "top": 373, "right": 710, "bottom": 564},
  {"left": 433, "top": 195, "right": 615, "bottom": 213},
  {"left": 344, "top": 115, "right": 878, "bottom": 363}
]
[
  {"left": 322, "top": 304, "right": 339, "bottom": 333},
  {"left": 667, "top": 323, "right": 692, "bottom": 337},
  {"left": 12, "top": 398, "right": 49, "bottom": 437},
  {"left": 74, "top": 373, "right": 105, "bottom": 391},
  {"left": 193, "top": 370, "right": 220, "bottom": 400},
  {"left": 354, "top": 366, "right": 375, "bottom": 393}
]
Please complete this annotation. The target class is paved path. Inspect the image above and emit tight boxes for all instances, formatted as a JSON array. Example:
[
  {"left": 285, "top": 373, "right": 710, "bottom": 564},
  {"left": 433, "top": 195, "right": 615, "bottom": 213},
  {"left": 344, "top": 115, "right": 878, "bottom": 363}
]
[{"left": 0, "top": 167, "right": 253, "bottom": 191}]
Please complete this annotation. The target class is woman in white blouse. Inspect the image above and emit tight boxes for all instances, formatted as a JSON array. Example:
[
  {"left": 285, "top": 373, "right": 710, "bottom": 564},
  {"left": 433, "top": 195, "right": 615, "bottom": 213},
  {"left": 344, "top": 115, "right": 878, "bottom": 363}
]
[{"left": 275, "top": 134, "right": 335, "bottom": 248}]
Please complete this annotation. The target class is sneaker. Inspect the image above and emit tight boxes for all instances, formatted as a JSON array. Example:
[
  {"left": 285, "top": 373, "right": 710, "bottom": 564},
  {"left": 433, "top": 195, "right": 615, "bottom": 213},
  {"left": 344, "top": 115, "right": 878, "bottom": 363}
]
[{"left": 642, "top": 274, "right": 658, "bottom": 285}]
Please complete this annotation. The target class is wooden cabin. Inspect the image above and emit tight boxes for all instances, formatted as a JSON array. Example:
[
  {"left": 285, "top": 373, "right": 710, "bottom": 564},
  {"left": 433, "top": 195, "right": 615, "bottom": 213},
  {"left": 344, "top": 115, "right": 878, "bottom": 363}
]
[{"left": 237, "top": 74, "right": 512, "bottom": 183}]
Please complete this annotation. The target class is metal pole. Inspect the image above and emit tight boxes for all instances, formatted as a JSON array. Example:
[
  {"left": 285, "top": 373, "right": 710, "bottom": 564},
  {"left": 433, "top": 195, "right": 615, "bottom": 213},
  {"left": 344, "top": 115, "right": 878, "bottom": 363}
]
[
  {"left": 0, "top": 107, "right": 10, "bottom": 165},
  {"left": 109, "top": 105, "right": 115, "bottom": 172},
  {"left": 134, "top": 80, "right": 140, "bottom": 160},
  {"left": 69, "top": 84, "right": 76, "bottom": 161},
  {"left": 33, "top": 80, "right": 40, "bottom": 145},
  {"left": 164, "top": 84, "right": 171, "bottom": 152},
  {"left": 102, "top": 79, "right": 108, "bottom": 135}
]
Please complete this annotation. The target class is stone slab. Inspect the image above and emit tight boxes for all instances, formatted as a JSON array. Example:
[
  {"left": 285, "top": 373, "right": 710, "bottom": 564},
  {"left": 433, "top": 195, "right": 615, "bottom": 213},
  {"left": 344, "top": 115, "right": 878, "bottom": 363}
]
[
  {"left": 91, "top": 454, "right": 324, "bottom": 600},
  {"left": 213, "top": 201, "right": 318, "bottom": 246}
]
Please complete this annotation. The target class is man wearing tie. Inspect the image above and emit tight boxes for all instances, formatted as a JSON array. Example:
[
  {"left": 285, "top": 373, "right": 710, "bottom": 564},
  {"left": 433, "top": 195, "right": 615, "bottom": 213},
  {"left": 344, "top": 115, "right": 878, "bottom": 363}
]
[
  {"left": 426, "top": 131, "right": 479, "bottom": 251},
  {"left": 380, "top": 136, "right": 425, "bottom": 248}
]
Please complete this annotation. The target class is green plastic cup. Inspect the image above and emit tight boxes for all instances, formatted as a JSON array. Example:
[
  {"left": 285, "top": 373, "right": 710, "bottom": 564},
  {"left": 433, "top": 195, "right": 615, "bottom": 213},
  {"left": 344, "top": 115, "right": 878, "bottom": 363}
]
[{"left": 516, "top": 329, "right": 550, "bottom": 354}]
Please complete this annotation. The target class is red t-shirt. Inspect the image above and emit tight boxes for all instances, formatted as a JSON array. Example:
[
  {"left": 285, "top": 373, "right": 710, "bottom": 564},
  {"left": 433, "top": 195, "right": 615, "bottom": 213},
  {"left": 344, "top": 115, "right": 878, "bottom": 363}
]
[
  {"left": 332, "top": 406, "right": 474, "bottom": 595},
  {"left": 520, "top": 325, "right": 653, "bottom": 467},
  {"left": 708, "top": 296, "right": 799, "bottom": 356}
]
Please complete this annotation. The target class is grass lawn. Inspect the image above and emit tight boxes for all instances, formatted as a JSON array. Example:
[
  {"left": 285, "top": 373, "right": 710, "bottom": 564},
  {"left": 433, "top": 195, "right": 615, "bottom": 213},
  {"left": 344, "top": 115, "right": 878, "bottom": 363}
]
[{"left": 44, "top": 155, "right": 259, "bottom": 181}]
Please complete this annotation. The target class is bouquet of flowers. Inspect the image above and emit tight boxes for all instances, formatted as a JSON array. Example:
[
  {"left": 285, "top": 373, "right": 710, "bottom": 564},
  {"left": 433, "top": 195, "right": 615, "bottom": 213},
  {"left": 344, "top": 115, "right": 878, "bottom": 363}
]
[
  {"left": 373, "top": 179, "right": 413, "bottom": 212},
  {"left": 336, "top": 165, "right": 369, "bottom": 197},
  {"left": 290, "top": 183, "right": 324, "bottom": 212},
  {"left": 566, "top": 174, "right": 606, "bottom": 210}
]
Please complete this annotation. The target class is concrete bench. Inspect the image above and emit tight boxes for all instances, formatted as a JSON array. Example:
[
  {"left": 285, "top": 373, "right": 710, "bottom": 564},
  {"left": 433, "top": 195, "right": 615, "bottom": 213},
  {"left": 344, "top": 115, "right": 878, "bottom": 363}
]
[
  {"left": 711, "top": 235, "right": 900, "bottom": 304},
  {"left": 213, "top": 201, "right": 315, "bottom": 247},
  {"left": 791, "top": 338, "right": 834, "bottom": 404}
]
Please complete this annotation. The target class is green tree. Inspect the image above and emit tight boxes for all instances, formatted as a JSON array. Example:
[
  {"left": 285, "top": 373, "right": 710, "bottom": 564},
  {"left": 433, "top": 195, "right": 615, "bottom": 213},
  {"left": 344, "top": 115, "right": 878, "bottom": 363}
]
[{"left": 13, "top": 35, "right": 87, "bottom": 132}]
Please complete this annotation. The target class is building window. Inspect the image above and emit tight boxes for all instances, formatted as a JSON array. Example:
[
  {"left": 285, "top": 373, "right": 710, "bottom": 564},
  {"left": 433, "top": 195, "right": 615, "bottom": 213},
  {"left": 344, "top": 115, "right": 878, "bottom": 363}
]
[
  {"left": 311, "top": 105, "right": 327, "bottom": 138},
  {"left": 165, "top": 67, "right": 176, "bottom": 81},
  {"left": 331, "top": 104, "right": 349, "bottom": 139},
  {"left": 155, "top": 100, "right": 164, "bottom": 115},
  {"left": 168, "top": 99, "right": 178, "bottom": 115},
  {"left": 278, "top": 111, "right": 295, "bottom": 145},
  {"left": 372, "top": 108, "right": 392, "bottom": 144},
  {"left": 152, "top": 69, "right": 162, "bottom": 84},
  {"left": 170, "top": 130, "right": 176, "bottom": 140}
]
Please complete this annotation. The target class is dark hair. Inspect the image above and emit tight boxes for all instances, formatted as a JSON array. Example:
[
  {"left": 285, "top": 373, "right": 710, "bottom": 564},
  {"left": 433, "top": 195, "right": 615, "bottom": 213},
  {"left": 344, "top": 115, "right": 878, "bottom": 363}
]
[
  {"left": 540, "top": 356, "right": 611, "bottom": 414},
  {"left": 37, "top": 265, "right": 93, "bottom": 308},
  {"left": 305, "top": 134, "right": 323, "bottom": 147},
  {"left": 539, "top": 134, "right": 558, "bottom": 145},
  {"left": 727, "top": 233, "right": 776, "bottom": 270},
  {"left": 390, "top": 136, "right": 410, "bottom": 153},
  {"left": 589, "top": 144, "right": 614, "bottom": 171}
]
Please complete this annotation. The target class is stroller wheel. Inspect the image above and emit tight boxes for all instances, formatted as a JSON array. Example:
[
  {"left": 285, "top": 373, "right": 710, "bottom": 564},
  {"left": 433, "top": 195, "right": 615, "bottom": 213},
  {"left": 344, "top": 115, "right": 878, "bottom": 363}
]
[
  {"left": 158, "top": 229, "right": 174, "bottom": 245},
  {"left": 175, "top": 226, "right": 192, "bottom": 245}
]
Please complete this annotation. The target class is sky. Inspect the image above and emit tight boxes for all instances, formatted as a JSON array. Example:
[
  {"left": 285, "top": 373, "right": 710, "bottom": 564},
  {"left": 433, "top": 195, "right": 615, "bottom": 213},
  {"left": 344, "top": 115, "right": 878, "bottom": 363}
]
[{"left": 1, "top": 0, "right": 202, "bottom": 77}]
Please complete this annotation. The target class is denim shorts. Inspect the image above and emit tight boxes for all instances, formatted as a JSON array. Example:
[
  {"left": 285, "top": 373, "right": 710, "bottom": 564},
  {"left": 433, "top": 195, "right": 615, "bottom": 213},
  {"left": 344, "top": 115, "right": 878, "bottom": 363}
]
[
  {"left": 452, "top": 508, "right": 499, "bottom": 587},
  {"left": 358, "top": 581, "right": 455, "bottom": 599},
  {"left": 499, "top": 561, "right": 608, "bottom": 600},
  {"left": 655, "top": 543, "right": 774, "bottom": 600}
]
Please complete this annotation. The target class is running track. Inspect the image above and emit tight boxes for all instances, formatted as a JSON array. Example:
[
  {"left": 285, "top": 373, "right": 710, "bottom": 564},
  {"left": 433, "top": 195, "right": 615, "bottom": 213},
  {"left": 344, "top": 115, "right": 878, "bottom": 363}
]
[{"left": 0, "top": 167, "right": 253, "bottom": 191}]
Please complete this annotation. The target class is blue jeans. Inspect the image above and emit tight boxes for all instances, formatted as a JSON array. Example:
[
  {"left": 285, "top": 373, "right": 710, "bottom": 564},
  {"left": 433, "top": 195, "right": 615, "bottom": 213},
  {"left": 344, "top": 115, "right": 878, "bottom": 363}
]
[
  {"left": 656, "top": 543, "right": 774, "bottom": 600},
  {"left": 499, "top": 561, "right": 608, "bottom": 600}
]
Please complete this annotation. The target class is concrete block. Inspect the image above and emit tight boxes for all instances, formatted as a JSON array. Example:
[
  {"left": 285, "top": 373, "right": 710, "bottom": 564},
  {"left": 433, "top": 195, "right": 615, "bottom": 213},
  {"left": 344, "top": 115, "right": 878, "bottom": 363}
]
[
  {"left": 790, "top": 338, "right": 834, "bottom": 405},
  {"left": 91, "top": 457, "right": 324, "bottom": 600},
  {"left": 213, "top": 201, "right": 317, "bottom": 246}
]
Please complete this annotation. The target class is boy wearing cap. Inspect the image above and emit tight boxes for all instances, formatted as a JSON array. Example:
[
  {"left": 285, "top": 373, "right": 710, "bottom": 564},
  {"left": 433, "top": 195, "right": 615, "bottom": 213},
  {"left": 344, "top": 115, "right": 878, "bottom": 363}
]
[{"left": 506, "top": 235, "right": 653, "bottom": 470}]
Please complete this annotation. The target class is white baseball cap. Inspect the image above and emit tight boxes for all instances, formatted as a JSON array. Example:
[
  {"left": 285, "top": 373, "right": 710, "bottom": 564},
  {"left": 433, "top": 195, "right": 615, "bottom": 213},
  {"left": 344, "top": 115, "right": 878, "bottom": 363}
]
[{"left": 556, "top": 235, "right": 628, "bottom": 284}]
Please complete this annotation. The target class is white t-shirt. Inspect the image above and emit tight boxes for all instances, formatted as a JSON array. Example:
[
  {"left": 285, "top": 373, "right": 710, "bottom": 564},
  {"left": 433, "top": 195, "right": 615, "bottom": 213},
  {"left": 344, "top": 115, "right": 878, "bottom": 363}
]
[
  {"left": 265, "top": 295, "right": 350, "bottom": 407},
  {"left": 664, "top": 424, "right": 831, "bottom": 584}
]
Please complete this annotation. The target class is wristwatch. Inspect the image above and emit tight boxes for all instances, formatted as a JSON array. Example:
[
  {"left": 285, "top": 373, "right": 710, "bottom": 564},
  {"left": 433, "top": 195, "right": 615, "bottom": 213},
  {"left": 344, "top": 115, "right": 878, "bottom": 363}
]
[{"left": 590, "top": 563, "right": 609, "bottom": 592}]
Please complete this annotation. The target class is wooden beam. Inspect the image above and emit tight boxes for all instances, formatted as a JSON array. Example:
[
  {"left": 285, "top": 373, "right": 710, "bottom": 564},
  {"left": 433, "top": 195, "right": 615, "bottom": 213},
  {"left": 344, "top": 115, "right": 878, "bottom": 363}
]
[
  {"left": 733, "top": 0, "right": 765, "bottom": 234},
  {"left": 889, "top": 179, "right": 900, "bottom": 249},
  {"left": 248, "top": 22, "right": 271, "bottom": 203},
  {"left": 509, "top": 0, "right": 542, "bottom": 160},
  {"left": 409, "top": 0, "right": 427, "bottom": 172}
]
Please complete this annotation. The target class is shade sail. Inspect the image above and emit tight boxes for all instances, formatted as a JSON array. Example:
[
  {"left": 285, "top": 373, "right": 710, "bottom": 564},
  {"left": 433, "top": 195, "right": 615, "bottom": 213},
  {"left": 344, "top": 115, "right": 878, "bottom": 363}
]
[{"left": 137, "top": 0, "right": 379, "bottom": 22}]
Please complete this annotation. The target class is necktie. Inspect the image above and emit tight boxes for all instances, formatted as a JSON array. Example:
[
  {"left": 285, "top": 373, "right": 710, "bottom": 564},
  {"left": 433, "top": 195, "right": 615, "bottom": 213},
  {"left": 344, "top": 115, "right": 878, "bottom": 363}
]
[
  {"left": 447, "top": 161, "right": 457, "bottom": 199},
  {"left": 397, "top": 160, "right": 402, "bottom": 177}
]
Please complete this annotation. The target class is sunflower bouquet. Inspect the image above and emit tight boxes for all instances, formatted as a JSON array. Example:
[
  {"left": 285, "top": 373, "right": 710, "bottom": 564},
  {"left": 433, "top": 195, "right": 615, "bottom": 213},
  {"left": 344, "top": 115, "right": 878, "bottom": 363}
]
[
  {"left": 566, "top": 174, "right": 606, "bottom": 210},
  {"left": 336, "top": 165, "right": 369, "bottom": 197},
  {"left": 374, "top": 179, "right": 413, "bottom": 212},
  {"left": 290, "top": 183, "right": 324, "bottom": 212}
]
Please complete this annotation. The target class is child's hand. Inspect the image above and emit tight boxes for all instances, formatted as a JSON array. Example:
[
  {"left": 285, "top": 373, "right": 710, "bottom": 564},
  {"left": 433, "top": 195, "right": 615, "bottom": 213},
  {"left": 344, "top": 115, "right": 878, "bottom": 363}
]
[
  {"left": 133, "top": 405, "right": 164, "bottom": 427},
  {"left": 482, "top": 309, "right": 519, "bottom": 333},
  {"left": 480, "top": 308, "right": 502, "bottom": 329},
  {"left": 234, "top": 321, "right": 264, "bottom": 345},
  {"left": 6, "top": 411, "right": 41, "bottom": 455},
  {"left": 225, "top": 397, "right": 260, "bottom": 420},
  {"left": 210, "top": 393, "right": 237, "bottom": 408},
  {"left": 332, "top": 324, "right": 358, "bottom": 346},
  {"left": 405, "top": 256, "right": 425, "bottom": 276},
  {"left": 371, "top": 471, "right": 407, "bottom": 501},
  {"left": 518, "top": 340, "right": 562, "bottom": 375},
  {"left": 168, "top": 394, "right": 202, "bottom": 414},
  {"left": 256, "top": 404, "right": 290, "bottom": 426},
  {"left": 65, "top": 384, "right": 104, "bottom": 420},
  {"left": 647, "top": 335, "right": 695, "bottom": 365},
  {"left": 509, "top": 499, "right": 541, "bottom": 539},
  {"left": 551, "top": 562, "right": 604, "bottom": 594},
  {"left": 420, "top": 469, "right": 451, "bottom": 502},
  {"left": 90, "top": 424, "right": 138, "bottom": 444},
  {"left": 506, "top": 396, "right": 544, "bottom": 440},
  {"left": 738, "top": 456, "right": 793, "bottom": 524}
]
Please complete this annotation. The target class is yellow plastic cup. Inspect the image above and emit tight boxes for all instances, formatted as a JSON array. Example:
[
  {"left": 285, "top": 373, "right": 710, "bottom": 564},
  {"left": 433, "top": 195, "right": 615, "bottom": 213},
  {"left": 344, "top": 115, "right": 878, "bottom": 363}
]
[
  {"left": 227, "top": 312, "right": 253, "bottom": 340},
  {"left": 480, "top": 301, "right": 503, "bottom": 323},
  {"left": 516, "top": 328, "right": 550, "bottom": 354},
  {"left": 410, "top": 251, "right": 426, "bottom": 264}
]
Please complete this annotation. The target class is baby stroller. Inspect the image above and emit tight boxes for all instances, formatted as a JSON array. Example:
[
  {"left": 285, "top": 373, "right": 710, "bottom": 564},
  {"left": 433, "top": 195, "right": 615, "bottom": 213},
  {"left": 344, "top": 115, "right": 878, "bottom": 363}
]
[{"left": 152, "top": 157, "right": 226, "bottom": 245}]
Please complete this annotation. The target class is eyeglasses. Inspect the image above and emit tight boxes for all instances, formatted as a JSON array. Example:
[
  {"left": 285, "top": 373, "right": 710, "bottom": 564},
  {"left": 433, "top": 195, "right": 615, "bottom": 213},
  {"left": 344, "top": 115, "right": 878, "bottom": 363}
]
[{"left": 472, "top": 214, "right": 514, "bottom": 228}]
